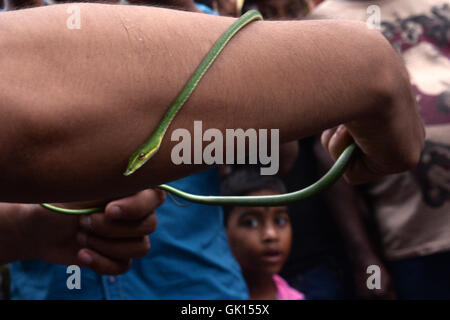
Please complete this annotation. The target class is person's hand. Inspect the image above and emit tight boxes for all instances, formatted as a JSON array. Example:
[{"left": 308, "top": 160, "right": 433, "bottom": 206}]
[
  {"left": 23, "top": 189, "right": 165, "bottom": 275},
  {"left": 321, "top": 99, "right": 425, "bottom": 184},
  {"left": 321, "top": 52, "right": 425, "bottom": 185}
]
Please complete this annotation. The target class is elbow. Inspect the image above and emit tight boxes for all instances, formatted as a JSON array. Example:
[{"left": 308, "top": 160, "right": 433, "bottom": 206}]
[
  {"left": 344, "top": 23, "right": 425, "bottom": 171},
  {"left": 365, "top": 28, "right": 425, "bottom": 170}
]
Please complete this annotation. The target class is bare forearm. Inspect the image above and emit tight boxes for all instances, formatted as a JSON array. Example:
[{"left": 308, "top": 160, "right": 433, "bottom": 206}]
[{"left": 0, "top": 4, "right": 415, "bottom": 202}]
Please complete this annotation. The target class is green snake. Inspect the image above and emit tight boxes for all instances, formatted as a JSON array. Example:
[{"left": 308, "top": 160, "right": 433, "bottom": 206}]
[{"left": 41, "top": 10, "right": 357, "bottom": 215}]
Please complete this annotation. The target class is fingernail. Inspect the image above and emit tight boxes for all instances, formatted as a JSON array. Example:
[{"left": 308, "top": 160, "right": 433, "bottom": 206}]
[
  {"left": 108, "top": 206, "right": 122, "bottom": 219},
  {"left": 77, "top": 232, "right": 87, "bottom": 246},
  {"left": 80, "top": 216, "right": 92, "bottom": 230},
  {"left": 79, "top": 251, "right": 93, "bottom": 265},
  {"left": 337, "top": 124, "right": 345, "bottom": 135}
]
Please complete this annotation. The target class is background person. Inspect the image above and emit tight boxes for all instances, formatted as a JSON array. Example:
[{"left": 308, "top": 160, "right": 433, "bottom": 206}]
[
  {"left": 242, "top": 0, "right": 357, "bottom": 300},
  {"left": 222, "top": 168, "right": 304, "bottom": 300}
]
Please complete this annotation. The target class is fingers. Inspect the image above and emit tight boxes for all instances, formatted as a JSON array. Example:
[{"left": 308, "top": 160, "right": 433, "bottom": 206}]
[
  {"left": 73, "top": 189, "right": 164, "bottom": 275},
  {"left": 321, "top": 127, "right": 337, "bottom": 153},
  {"left": 321, "top": 125, "right": 353, "bottom": 161},
  {"left": 77, "top": 248, "right": 132, "bottom": 276},
  {"left": 78, "top": 188, "right": 163, "bottom": 238},
  {"left": 77, "top": 233, "right": 151, "bottom": 260},
  {"left": 321, "top": 125, "right": 375, "bottom": 184},
  {"left": 79, "top": 211, "right": 157, "bottom": 238},
  {"left": 105, "top": 188, "right": 165, "bottom": 221}
]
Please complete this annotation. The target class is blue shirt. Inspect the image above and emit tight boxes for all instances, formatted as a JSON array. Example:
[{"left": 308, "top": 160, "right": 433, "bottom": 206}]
[{"left": 10, "top": 169, "right": 248, "bottom": 299}]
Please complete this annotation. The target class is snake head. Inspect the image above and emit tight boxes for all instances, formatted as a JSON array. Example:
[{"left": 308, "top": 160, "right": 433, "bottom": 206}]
[{"left": 123, "top": 139, "right": 161, "bottom": 176}]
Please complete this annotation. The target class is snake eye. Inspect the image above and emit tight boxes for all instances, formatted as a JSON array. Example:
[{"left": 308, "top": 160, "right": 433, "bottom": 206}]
[{"left": 138, "top": 153, "right": 146, "bottom": 160}]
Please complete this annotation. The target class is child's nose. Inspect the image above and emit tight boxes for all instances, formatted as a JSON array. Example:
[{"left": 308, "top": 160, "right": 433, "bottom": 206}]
[{"left": 262, "top": 224, "right": 279, "bottom": 241}]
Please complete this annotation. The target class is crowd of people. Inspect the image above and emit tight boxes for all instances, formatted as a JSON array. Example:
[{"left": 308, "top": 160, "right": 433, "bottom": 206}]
[{"left": 0, "top": 0, "right": 447, "bottom": 300}]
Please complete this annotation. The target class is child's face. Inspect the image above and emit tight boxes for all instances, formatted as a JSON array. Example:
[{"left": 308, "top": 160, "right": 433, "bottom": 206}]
[
  {"left": 226, "top": 189, "right": 292, "bottom": 275},
  {"left": 257, "top": 0, "right": 306, "bottom": 20}
]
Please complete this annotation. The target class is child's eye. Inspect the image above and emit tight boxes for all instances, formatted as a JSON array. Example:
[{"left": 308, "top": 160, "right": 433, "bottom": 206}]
[
  {"left": 242, "top": 218, "right": 259, "bottom": 228},
  {"left": 275, "top": 216, "right": 288, "bottom": 226}
]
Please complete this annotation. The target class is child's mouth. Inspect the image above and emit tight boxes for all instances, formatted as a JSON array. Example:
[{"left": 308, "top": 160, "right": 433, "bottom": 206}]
[{"left": 261, "top": 250, "right": 282, "bottom": 264}]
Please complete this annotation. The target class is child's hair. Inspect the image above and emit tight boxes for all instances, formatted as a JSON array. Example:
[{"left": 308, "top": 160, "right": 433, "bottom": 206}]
[{"left": 221, "top": 167, "right": 287, "bottom": 225}]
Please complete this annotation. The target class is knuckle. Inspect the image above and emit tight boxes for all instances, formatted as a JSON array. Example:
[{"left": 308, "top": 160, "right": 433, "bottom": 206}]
[
  {"left": 143, "top": 236, "right": 151, "bottom": 252},
  {"left": 141, "top": 214, "right": 158, "bottom": 234},
  {"left": 320, "top": 131, "right": 328, "bottom": 148},
  {"left": 135, "top": 237, "right": 151, "bottom": 258},
  {"left": 148, "top": 214, "right": 158, "bottom": 233},
  {"left": 90, "top": 213, "right": 105, "bottom": 231},
  {"left": 144, "top": 188, "right": 157, "bottom": 199}
]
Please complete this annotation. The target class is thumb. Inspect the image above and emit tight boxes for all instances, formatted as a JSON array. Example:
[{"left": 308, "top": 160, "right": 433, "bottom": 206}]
[{"left": 327, "top": 124, "right": 354, "bottom": 161}]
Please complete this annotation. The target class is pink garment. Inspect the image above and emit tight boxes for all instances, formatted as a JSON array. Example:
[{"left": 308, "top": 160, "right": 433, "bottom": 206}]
[{"left": 273, "top": 274, "right": 304, "bottom": 300}]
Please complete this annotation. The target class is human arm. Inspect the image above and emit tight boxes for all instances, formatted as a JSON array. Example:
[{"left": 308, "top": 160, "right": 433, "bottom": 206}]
[
  {"left": 0, "top": 4, "right": 424, "bottom": 203},
  {"left": 0, "top": 189, "right": 164, "bottom": 275}
]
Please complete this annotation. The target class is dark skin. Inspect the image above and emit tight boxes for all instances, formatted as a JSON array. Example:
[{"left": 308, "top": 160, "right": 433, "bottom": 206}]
[
  {"left": 0, "top": 0, "right": 296, "bottom": 276},
  {"left": 0, "top": 0, "right": 425, "bottom": 280},
  {"left": 0, "top": 0, "right": 164, "bottom": 276},
  {"left": 0, "top": 4, "right": 425, "bottom": 203},
  {"left": 226, "top": 189, "right": 292, "bottom": 300}
]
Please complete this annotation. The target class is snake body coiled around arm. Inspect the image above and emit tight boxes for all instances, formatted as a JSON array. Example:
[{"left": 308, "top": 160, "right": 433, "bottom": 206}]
[{"left": 41, "top": 10, "right": 357, "bottom": 215}]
